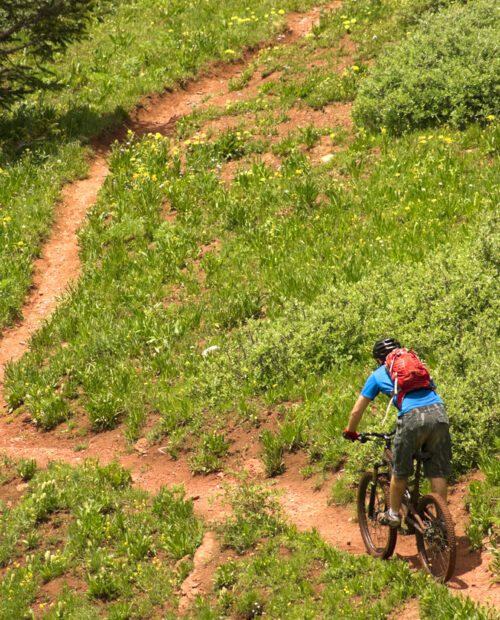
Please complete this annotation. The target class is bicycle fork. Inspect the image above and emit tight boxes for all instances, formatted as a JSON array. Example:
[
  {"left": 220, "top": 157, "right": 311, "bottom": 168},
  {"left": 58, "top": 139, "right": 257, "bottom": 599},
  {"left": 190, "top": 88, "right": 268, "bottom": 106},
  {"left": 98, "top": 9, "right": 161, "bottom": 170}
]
[{"left": 368, "top": 466, "right": 382, "bottom": 519}]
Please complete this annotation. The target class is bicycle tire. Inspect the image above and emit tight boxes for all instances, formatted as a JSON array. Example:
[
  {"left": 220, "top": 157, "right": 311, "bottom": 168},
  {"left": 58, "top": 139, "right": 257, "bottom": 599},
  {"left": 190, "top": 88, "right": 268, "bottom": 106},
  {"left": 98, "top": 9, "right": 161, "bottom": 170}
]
[
  {"left": 357, "top": 471, "right": 397, "bottom": 559},
  {"left": 415, "top": 492, "right": 456, "bottom": 582}
]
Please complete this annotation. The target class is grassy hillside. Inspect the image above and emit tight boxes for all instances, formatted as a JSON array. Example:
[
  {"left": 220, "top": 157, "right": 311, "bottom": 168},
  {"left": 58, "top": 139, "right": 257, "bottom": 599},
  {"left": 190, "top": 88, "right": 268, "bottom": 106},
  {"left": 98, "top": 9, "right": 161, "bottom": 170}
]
[
  {"left": 5, "top": 1, "right": 499, "bottom": 479},
  {"left": 0, "top": 0, "right": 323, "bottom": 329},
  {"left": 1, "top": 0, "right": 499, "bottom": 615}
]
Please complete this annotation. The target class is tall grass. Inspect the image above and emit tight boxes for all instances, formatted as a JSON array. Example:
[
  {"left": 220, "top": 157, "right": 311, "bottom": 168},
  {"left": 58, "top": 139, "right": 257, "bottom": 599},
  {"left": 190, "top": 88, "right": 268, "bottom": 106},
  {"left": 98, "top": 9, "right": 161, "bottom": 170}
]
[{"left": 0, "top": 459, "right": 203, "bottom": 617}]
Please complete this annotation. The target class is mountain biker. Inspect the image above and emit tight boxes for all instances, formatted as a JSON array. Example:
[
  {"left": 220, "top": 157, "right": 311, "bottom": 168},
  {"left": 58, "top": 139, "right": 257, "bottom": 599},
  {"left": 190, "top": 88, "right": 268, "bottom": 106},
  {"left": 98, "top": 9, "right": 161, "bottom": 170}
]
[{"left": 343, "top": 337, "right": 452, "bottom": 527}]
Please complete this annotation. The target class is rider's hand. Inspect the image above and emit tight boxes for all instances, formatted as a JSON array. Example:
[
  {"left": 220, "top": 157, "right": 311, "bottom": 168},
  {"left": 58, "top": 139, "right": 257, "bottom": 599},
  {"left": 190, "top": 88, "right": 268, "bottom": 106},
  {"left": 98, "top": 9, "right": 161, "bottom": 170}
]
[{"left": 343, "top": 428, "right": 359, "bottom": 441}]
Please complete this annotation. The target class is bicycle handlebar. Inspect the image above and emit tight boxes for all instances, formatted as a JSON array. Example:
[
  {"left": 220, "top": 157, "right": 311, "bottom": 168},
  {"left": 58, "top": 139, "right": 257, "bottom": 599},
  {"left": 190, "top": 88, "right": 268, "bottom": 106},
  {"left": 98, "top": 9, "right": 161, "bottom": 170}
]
[{"left": 357, "top": 431, "right": 395, "bottom": 444}]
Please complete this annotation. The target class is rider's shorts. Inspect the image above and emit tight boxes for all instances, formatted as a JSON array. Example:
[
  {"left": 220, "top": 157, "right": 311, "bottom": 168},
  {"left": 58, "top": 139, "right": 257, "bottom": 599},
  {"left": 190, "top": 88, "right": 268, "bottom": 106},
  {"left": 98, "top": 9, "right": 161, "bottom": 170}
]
[{"left": 392, "top": 403, "right": 451, "bottom": 479}]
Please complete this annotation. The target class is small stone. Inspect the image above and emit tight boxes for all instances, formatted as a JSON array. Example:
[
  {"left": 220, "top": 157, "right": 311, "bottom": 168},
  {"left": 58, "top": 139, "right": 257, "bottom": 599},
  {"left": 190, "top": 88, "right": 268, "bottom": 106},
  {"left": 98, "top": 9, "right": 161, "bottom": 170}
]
[
  {"left": 134, "top": 438, "right": 148, "bottom": 454},
  {"left": 202, "top": 345, "right": 219, "bottom": 357},
  {"left": 320, "top": 153, "right": 334, "bottom": 163},
  {"left": 16, "top": 483, "right": 28, "bottom": 492}
]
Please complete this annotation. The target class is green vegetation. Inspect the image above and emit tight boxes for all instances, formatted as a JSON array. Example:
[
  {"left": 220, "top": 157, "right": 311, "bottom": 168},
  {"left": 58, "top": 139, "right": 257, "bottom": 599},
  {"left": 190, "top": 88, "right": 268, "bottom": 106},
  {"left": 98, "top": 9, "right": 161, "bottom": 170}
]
[
  {"left": 192, "top": 532, "right": 497, "bottom": 619},
  {"left": 0, "top": 0, "right": 95, "bottom": 108},
  {"left": 354, "top": 0, "right": 500, "bottom": 134},
  {"left": 466, "top": 448, "right": 499, "bottom": 573},
  {"left": 0, "top": 459, "right": 203, "bottom": 618},
  {"left": 5, "top": 2, "right": 499, "bottom": 483},
  {"left": 0, "top": 0, "right": 324, "bottom": 330},
  {"left": 219, "top": 481, "right": 286, "bottom": 552},
  {"left": 1, "top": 463, "right": 496, "bottom": 618},
  {"left": 2, "top": 0, "right": 499, "bottom": 612}
]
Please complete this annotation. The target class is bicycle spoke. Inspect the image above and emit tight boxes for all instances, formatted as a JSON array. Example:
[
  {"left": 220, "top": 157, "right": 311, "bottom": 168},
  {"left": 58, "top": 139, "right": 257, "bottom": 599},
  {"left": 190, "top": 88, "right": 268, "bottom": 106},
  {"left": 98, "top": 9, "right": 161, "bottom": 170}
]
[
  {"left": 357, "top": 472, "right": 396, "bottom": 559},
  {"left": 416, "top": 494, "right": 456, "bottom": 581}
]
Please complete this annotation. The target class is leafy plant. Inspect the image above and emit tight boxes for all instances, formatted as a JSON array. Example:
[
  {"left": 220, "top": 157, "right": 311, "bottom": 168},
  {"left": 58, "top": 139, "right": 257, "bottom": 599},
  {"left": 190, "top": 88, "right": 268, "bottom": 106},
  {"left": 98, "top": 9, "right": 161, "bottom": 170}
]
[
  {"left": 353, "top": 0, "right": 500, "bottom": 134},
  {"left": 189, "top": 432, "right": 230, "bottom": 475},
  {"left": 221, "top": 482, "right": 285, "bottom": 552},
  {"left": 16, "top": 458, "right": 37, "bottom": 481},
  {"left": 0, "top": 0, "right": 96, "bottom": 108},
  {"left": 260, "top": 429, "right": 285, "bottom": 477},
  {"left": 466, "top": 449, "right": 500, "bottom": 552}
]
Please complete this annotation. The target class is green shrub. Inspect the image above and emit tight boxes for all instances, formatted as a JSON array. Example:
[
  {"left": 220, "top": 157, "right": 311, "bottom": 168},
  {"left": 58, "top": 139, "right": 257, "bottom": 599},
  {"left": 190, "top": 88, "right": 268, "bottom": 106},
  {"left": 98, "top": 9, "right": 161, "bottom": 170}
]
[
  {"left": 466, "top": 448, "right": 500, "bottom": 551},
  {"left": 200, "top": 214, "right": 499, "bottom": 475},
  {"left": 0, "top": 461, "right": 185, "bottom": 616},
  {"left": 189, "top": 432, "right": 230, "bottom": 474},
  {"left": 260, "top": 429, "right": 285, "bottom": 477},
  {"left": 153, "top": 485, "right": 204, "bottom": 559},
  {"left": 353, "top": 0, "right": 500, "bottom": 134},
  {"left": 16, "top": 459, "right": 37, "bottom": 481},
  {"left": 221, "top": 482, "right": 285, "bottom": 552}
]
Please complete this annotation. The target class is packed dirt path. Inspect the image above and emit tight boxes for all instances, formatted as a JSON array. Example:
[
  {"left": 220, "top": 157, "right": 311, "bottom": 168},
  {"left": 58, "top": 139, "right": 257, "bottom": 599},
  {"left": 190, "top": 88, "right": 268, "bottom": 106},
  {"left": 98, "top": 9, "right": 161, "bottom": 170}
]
[
  {"left": 0, "top": 156, "right": 107, "bottom": 384},
  {"left": 0, "top": 1, "right": 498, "bottom": 615}
]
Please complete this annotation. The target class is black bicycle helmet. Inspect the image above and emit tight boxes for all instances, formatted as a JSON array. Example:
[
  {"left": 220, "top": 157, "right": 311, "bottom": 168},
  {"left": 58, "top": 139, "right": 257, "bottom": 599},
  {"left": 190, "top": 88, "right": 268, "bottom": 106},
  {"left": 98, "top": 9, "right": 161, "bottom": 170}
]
[{"left": 372, "top": 337, "right": 401, "bottom": 361}]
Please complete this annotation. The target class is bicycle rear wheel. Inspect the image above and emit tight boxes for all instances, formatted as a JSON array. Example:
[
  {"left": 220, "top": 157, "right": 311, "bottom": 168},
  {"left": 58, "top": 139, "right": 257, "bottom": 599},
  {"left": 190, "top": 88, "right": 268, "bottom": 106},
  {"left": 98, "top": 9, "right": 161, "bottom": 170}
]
[
  {"left": 357, "top": 472, "right": 397, "bottom": 559},
  {"left": 415, "top": 493, "right": 456, "bottom": 582}
]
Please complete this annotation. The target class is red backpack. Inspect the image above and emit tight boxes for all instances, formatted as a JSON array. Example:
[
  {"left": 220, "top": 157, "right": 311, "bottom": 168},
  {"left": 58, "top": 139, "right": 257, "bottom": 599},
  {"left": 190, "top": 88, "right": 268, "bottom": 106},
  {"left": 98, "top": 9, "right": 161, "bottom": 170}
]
[{"left": 385, "top": 348, "right": 433, "bottom": 408}]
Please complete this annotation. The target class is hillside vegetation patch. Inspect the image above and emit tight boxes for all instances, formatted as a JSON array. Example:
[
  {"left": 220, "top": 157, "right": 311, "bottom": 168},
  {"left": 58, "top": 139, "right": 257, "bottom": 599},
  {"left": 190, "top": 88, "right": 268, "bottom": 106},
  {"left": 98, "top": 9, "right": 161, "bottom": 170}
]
[
  {"left": 353, "top": 0, "right": 500, "bottom": 134},
  {"left": 0, "top": 0, "right": 324, "bottom": 330},
  {"left": 0, "top": 459, "right": 203, "bottom": 618}
]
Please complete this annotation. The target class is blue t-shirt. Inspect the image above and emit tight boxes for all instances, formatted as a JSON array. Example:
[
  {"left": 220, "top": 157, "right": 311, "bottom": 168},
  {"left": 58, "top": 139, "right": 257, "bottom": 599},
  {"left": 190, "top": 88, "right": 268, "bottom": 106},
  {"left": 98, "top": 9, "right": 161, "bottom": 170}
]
[{"left": 361, "top": 365, "right": 443, "bottom": 417}]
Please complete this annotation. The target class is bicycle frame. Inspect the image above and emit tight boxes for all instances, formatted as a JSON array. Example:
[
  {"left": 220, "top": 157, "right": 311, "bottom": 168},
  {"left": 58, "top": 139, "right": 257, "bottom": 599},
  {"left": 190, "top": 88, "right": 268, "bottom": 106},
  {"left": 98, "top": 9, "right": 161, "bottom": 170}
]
[{"left": 362, "top": 432, "right": 428, "bottom": 535}]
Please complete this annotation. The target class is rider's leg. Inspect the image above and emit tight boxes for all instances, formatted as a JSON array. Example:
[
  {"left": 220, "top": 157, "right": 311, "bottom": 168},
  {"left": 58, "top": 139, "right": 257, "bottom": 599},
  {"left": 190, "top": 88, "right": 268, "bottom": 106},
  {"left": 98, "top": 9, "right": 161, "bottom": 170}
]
[
  {"left": 430, "top": 477, "right": 448, "bottom": 500},
  {"left": 390, "top": 475, "right": 407, "bottom": 512}
]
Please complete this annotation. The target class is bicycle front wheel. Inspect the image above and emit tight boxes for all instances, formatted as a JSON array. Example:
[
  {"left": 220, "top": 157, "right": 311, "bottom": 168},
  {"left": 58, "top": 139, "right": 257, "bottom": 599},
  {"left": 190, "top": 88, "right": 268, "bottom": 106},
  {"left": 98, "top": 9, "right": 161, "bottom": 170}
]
[
  {"left": 357, "top": 472, "right": 397, "bottom": 559},
  {"left": 415, "top": 493, "right": 456, "bottom": 582}
]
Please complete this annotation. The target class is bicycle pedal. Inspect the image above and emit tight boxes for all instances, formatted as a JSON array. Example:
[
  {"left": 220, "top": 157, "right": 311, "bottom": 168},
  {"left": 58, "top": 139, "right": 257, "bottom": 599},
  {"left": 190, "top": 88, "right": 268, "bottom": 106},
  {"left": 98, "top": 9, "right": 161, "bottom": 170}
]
[{"left": 398, "top": 526, "right": 415, "bottom": 536}]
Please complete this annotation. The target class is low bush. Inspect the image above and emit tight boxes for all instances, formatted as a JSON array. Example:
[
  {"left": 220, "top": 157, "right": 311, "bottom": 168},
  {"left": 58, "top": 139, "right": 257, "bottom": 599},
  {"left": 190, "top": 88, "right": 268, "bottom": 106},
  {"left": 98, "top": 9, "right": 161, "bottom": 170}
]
[
  {"left": 466, "top": 447, "right": 499, "bottom": 559},
  {"left": 353, "top": 0, "right": 500, "bottom": 134},
  {"left": 220, "top": 482, "right": 285, "bottom": 552},
  {"left": 0, "top": 461, "right": 202, "bottom": 616},
  {"left": 189, "top": 432, "right": 230, "bottom": 475},
  {"left": 200, "top": 214, "right": 499, "bottom": 476}
]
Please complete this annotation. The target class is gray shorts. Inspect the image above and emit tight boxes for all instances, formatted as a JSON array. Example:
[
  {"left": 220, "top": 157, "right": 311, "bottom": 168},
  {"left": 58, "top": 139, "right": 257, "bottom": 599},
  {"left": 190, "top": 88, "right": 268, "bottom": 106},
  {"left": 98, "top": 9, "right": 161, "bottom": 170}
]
[{"left": 393, "top": 403, "right": 451, "bottom": 479}]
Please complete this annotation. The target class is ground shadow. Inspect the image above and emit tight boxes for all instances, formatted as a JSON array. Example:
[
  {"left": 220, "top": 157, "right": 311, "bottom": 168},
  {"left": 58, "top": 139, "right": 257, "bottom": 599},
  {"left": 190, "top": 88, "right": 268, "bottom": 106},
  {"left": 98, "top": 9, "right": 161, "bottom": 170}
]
[
  {"left": 0, "top": 102, "right": 128, "bottom": 164},
  {"left": 396, "top": 534, "right": 484, "bottom": 585}
]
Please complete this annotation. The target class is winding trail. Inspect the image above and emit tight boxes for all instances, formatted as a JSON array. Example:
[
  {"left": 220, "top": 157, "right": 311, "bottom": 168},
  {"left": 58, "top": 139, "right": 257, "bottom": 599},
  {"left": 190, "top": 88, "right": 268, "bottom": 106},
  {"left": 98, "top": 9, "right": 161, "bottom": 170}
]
[
  {"left": 0, "top": 156, "right": 107, "bottom": 384},
  {"left": 0, "top": 2, "right": 498, "bottom": 615},
  {"left": 0, "top": 2, "right": 337, "bottom": 390}
]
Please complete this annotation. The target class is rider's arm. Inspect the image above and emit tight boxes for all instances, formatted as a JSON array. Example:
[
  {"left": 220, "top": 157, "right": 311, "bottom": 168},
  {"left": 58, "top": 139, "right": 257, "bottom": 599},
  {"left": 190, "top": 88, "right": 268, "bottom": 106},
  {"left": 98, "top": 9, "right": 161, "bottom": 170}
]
[{"left": 346, "top": 395, "right": 372, "bottom": 432}]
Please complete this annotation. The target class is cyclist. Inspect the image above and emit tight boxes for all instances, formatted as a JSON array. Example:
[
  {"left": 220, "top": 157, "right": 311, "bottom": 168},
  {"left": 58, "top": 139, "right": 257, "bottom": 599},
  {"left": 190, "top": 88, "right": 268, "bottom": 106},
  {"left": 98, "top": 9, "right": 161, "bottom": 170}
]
[{"left": 343, "top": 337, "right": 452, "bottom": 527}]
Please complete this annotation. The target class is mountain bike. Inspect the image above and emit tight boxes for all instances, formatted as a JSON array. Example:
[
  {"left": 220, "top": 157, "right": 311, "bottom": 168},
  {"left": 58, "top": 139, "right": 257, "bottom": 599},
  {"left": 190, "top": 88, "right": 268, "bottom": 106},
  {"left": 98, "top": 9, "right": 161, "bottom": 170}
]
[{"left": 355, "top": 431, "right": 456, "bottom": 582}]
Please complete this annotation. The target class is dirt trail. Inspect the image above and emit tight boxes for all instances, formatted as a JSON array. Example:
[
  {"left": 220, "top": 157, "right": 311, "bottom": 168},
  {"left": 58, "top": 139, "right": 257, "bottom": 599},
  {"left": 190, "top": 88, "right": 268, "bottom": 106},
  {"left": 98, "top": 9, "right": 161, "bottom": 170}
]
[
  {"left": 0, "top": 156, "right": 107, "bottom": 384},
  {"left": 274, "top": 453, "right": 499, "bottom": 611},
  {"left": 0, "top": 424, "right": 498, "bottom": 612},
  {"left": 0, "top": 1, "right": 498, "bottom": 614},
  {"left": 178, "top": 531, "right": 221, "bottom": 614}
]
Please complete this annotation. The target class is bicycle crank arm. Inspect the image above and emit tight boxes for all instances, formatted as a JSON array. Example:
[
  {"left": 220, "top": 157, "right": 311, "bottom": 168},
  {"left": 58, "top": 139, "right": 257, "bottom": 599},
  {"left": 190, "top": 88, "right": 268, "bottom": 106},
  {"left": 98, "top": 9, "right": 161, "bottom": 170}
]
[{"left": 404, "top": 514, "right": 426, "bottom": 535}]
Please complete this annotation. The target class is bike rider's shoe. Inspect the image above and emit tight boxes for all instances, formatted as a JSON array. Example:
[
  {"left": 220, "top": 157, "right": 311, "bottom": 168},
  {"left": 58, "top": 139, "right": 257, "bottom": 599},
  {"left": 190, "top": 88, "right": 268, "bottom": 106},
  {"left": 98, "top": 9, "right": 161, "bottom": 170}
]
[{"left": 377, "top": 510, "right": 401, "bottom": 528}]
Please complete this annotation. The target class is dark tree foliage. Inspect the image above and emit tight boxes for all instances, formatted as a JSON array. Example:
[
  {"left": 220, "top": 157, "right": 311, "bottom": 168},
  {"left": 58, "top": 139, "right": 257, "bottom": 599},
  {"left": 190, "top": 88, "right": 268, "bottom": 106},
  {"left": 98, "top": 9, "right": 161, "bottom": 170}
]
[{"left": 0, "top": 0, "right": 96, "bottom": 108}]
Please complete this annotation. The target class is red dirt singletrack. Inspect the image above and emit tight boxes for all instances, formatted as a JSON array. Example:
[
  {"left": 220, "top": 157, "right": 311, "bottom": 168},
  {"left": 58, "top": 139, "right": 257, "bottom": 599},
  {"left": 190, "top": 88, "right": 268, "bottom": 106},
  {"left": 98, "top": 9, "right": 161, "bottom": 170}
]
[{"left": 0, "top": 2, "right": 498, "bottom": 614}]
